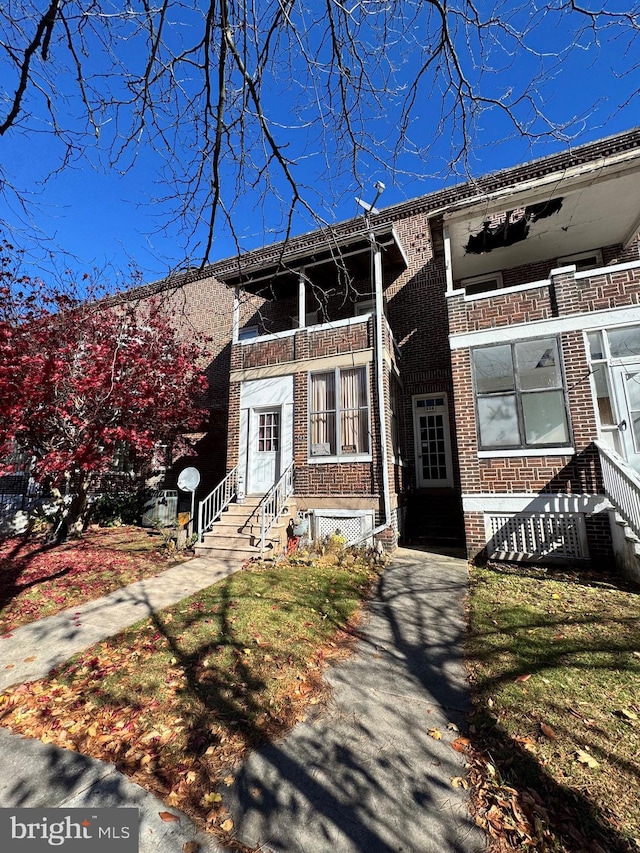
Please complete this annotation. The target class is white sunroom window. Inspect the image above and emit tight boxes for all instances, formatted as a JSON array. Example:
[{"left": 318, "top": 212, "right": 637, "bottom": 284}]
[
  {"left": 310, "top": 367, "right": 369, "bottom": 457},
  {"left": 472, "top": 338, "right": 571, "bottom": 450}
]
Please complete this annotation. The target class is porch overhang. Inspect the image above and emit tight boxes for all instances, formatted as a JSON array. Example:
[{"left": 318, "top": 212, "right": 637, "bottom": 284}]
[
  {"left": 443, "top": 147, "right": 640, "bottom": 284},
  {"left": 219, "top": 224, "right": 408, "bottom": 298}
]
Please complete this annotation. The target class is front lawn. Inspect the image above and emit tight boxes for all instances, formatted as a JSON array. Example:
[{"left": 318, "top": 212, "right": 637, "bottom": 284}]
[
  {"left": 0, "top": 551, "right": 377, "bottom": 842},
  {"left": 0, "top": 527, "right": 185, "bottom": 634},
  {"left": 467, "top": 562, "right": 640, "bottom": 853}
]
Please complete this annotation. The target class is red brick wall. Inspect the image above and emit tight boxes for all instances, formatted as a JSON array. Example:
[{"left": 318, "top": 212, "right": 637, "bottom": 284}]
[{"left": 449, "top": 248, "right": 640, "bottom": 561}]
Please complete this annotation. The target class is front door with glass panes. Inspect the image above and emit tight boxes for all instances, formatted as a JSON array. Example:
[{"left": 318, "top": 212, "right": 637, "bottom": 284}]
[
  {"left": 588, "top": 326, "right": 640, "bottom": 472},
  {"left": 413, "top": 394, "right": 453, "bottom": 488},
  {"left": 248, "top": 408, "right": 281, "bottom": 494}
]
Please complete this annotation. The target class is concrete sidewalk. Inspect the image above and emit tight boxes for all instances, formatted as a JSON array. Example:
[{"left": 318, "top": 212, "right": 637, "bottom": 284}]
[
  {"left": 223, "top": 547, "right": 485, "bottom": 853},
  {"left": 0, "top": 554, "right": 241, "bottom": 691},
  {"left": 0, "top": 554, "right": 243, "bottom": 852},
  {"left": 0, "top": 547, "right": 485, "bottom": 853}
]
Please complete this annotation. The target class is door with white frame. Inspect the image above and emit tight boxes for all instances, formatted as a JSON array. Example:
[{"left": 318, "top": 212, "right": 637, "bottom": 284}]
[
  {"left": 412, "top": 393, "right": 453, "bottom": 488},
  {"left": 611, "top": 364, "right": 640, "bottom": 473},
  {"left": 248, "top": 407, "right": 281, "bottom": 494}
]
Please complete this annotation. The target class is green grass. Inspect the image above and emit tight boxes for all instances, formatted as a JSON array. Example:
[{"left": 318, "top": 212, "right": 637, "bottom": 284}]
[
  {"left": 0, "top": 551, "right": 378, "bottom": 838},
  {"left": 467, "top": 562, "right": 640, "bottom": 852}
]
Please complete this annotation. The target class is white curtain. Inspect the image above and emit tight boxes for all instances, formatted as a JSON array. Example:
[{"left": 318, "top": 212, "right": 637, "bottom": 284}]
[
  {"left": 341, "top": 368, "right": 367, "bottom": 452},
  {"left": 311, "top": 372, "right": 335, "bottom": 453}
]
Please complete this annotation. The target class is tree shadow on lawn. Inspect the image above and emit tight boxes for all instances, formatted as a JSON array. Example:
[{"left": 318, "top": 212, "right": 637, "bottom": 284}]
[
  {"left": 0, "top": 534, "right": 71, "bottom": 617},
  {"left": 469, "top": 565, "right": 640, "bottom": 852},
  {"left": 470, "top": 708, "right": 638, "bottom": 853}
]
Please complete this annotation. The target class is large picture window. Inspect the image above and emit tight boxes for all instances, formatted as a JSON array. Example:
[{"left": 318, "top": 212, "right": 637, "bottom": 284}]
[
  {"left": 472, "top": 338, "right": 571, "bottom": 450},
  {"left": 310, "top": 367, "right": 369, "bottom": 458}
]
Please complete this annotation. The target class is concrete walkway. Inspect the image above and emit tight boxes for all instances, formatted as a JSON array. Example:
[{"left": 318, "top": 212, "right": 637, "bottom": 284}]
[
  {"left": 0, "top": 547, "right": 485, "bottom": 853},
  {"left": 224, "top": 547, "right": 485, "bottom": 853},
  {"left": 0, "top": 555, "right": 243, "bottom": 852},
  {"left": 0, "top": 555, "right": 241, "bottom": 691}
]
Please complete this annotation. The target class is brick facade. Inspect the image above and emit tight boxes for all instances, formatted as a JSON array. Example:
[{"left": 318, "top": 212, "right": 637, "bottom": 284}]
[{"left": 129, "top": 128, "right": 640, "bottom": 560}]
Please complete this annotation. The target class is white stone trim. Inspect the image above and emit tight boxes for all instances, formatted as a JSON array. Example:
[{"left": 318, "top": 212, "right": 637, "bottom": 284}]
[
  {"left": 230, "top": 348, "right": 373, "bottom": 382},
  {"left": 575, "top": 258, "right": 640, "bottom": 279},
  {"left": 461, "top": 279, "right": 550, "bottom": 302},
  {"left": 449, "top": 304, "right": 640, "bottom": 350},
  {"left": 477, "top": 448, "right": 575, "bottom": 458},
  {"left": 307, "top": 454, "right": 372, "bottom": 464},
  {"left": 462, "top": 493, "right": 611, "bottom": 513}
]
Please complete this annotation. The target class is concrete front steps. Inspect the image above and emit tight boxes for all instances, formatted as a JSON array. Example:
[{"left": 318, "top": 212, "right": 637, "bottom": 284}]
[
  {"left": 194, "top": 495, "right": 297, "bottom": 564},
  {"left": 610, "top": 509, "right": 640, "bottom": 585}
]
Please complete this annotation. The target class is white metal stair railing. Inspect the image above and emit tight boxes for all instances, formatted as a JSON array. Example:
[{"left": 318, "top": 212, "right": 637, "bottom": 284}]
[
  {"left": 595, "top": 440, "right": 640, "bottom": 540},
  {"left": 197, "top": 465, "right": 239, "bottom": 542},
  {"left": 259, "top": 461, "right": 295, "bottom": 552}
]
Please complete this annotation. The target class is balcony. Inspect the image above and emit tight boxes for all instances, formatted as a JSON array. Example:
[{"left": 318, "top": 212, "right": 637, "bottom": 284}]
[
  {"left": 446, "top": 258, "right": 640, "bottom": 337},
  {"left": 231, "top": 314, "right": 378, "bottom": 372}
]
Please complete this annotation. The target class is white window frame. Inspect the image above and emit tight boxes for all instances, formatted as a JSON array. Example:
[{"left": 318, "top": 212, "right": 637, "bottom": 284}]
[
  {"left": 472, "top": 337, "right": 573, "bottom": 452},
  {"left": 308, "top": 365, "right": 372, "bottom": 463}
]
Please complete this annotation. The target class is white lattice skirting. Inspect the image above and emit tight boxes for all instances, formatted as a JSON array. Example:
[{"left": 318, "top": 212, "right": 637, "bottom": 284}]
[
  {"left": 485, "top": 512, "right": 588, "bottom": 561},
  {"left": 312, "top": 510, "right": 374, "bottom": 546}
]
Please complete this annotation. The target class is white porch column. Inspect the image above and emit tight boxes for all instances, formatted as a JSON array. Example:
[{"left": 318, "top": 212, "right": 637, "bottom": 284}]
[
  {"left": 372, "top": 239, "right": 391, "bottom": 531},
  {"left": 443, "top": 223, "right": 454, "bottom": 292},
  {"left": 298, "top": 269, "right": 306, "bottom": 328},
  {"left": 232, "top": 285, "right": 240, "bottom": 344}
]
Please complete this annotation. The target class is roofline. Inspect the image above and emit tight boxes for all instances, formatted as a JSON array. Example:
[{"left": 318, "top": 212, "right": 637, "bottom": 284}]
[{"left": 134, "top": 126, "right": 640, "bottom": 296}]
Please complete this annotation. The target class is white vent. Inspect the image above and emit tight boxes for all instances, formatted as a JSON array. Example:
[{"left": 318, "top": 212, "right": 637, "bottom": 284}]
[
  {"left": 485, "top": 512, "right": 587, "bottom": 561},
  {"left": 313, "top": 510, "right": 374, "bottom": 546}
]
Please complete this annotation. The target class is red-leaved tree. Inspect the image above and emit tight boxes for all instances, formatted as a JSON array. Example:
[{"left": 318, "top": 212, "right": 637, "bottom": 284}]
[{"left": 0, "top": 244, "right": 209, "bottom": 539}]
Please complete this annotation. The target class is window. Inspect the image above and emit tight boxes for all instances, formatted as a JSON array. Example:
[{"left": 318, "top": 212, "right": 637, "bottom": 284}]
[
  {"left": 238, "top": 325, "right": 259, "bottom": 341},
  {"left": 472, "top": 338, "right": 571, "bottom": 450},
  {"left": 310, "top": 367, "right": 369, "bottom": 458},
  {"left": 558, "top": 249, "right": 603, "bottom": 273},
  {"left": 461, "top": 271, "right": 503, "bottom": 296},
  {"left": 258, "top": 412, "right": 279, "bottom": 452},
  {"left": 354, "top": 299, "right": 375, "bottom": 317}
]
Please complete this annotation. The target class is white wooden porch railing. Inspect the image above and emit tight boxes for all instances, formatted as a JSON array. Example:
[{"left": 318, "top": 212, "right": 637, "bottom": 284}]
[
  {"left": 197, "top": 465, "right": 239, "bottom": 542},
  {"left": 259, "top": 461, "right": 295, "bottom": 552},
  {"left": 595, "top": 440, "right": 640, "bottom": 540}
]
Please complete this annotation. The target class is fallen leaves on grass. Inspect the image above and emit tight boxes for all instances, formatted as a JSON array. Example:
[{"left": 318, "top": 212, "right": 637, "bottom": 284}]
[
  {"left": 0, "top": 527, "right": 185, "bottom": 633},
  {"left": 0, "top": 556, "right": 378, "bottom": 844},
  {"left": 575, "top": 749, "right": 599, "bottom": 770},
  {"left": 540, "top": 722, "right": 557, "bottom": 740},
  {"left": 451, "top": 736, "right": 471, "bottom": 753}
]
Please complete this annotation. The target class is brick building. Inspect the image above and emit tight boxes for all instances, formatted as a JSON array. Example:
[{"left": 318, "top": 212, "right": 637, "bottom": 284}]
[{"left": 149, "top": 127, "right": 640, "bottom": 569}]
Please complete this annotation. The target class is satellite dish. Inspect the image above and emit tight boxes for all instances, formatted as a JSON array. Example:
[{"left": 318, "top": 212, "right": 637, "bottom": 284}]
[{"left": 177, "top": 467, "right": 201, "bottom": 492}]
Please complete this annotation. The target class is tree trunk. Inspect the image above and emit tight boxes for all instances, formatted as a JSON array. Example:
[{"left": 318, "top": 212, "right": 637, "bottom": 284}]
[{"left": 52, "top": 479, "right": 89, "bottom": 543}]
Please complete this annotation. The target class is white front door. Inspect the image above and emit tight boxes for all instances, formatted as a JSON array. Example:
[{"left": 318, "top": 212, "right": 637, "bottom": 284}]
[
  {"left": 611, "top": 365, "right": 640, "bottom": 473},
  {"left": 248, "top": 408, "right": 281, "bottom": 494},
  {"left": 413, "top": 394, "right": 453, "bottom": 488}
]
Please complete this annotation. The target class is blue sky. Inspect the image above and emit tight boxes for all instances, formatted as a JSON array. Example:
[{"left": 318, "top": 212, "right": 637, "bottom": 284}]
[{"left": 1, "top": 2, "right": 638, "bottom": 287}]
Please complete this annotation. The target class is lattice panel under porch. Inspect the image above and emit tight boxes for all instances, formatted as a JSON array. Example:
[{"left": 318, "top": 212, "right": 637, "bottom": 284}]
[
  {"left": 486, "top": 512, "right": 588, "bottom": 561},
  {"left": 315, "top": 514, "right": 365, "bottom": 543}
]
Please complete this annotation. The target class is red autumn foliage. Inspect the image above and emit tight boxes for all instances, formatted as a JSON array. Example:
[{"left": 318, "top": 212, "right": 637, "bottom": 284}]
[{"left": 0, "top": 242, "right": 209, "bottom": 531}]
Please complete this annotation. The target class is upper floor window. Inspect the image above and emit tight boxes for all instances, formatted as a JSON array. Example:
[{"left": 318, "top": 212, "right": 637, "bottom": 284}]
[
  {"left": 557, "top": 249, "right": 603, "bottom": 273},
  {"left": 461, "top": 271, "right": 504, "bottom": 296},
  {"left": 310, "top": 367, "right": 370, "bottom": 458},
  {"left": 238, "top": 325, "right": 259, "bottom": 341},
  {"left": 472, "top": 338, "right": 571, "bottom": 450}
]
